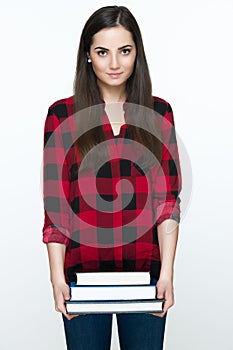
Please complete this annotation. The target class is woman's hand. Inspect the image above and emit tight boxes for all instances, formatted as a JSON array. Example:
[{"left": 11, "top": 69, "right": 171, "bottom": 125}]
[
  {"left": 149, "top": 278, "right": 174, "bottom": 318},
  {"left": 46, "top": 243, "right": 84, "bottom": 320},
  {"left": 52, "top": 280, "right": 83, "bottom": 320}
]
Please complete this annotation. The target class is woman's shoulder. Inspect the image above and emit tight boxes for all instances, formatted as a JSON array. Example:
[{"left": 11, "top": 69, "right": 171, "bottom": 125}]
[
  {"left": 48, "top": 95, "right": 75, "bottom": 119},
  {"left": 152, "top": 95, "right": 172, "bottom": 116}
]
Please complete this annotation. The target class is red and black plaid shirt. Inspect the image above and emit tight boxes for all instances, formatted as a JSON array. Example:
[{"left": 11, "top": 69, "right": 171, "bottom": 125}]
[{"left": 42, "top": 95, "right": 182, "bottom": 283}]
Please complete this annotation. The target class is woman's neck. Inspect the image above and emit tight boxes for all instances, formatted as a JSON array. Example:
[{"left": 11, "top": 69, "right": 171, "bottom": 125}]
[{"left": 98, "top": 82, "right": 127, "bottom": 104}]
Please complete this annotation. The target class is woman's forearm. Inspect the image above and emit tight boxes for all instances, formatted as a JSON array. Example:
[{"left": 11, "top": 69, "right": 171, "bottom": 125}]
[
  {"left": 157, "top": 219, "right": 179, "bottom": 280},
  {"left": 46, "top": 242, "right": 67, "bottom": 284}
]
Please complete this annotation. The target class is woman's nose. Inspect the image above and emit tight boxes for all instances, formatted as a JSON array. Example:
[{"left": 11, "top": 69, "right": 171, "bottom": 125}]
[{"left": 109, "top": 54, "right": 120, "bottom": 70}]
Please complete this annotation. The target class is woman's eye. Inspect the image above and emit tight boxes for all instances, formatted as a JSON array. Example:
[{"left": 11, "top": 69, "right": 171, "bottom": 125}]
[
  {"left": 121, "top": 49, "right": 130, "bottom": 55},
  {"left": 97, "top": 51, "right": 107, "bottom": 56}
]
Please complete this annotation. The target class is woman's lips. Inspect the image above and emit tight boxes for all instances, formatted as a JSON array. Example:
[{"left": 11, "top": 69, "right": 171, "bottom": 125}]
[{"left": 107, "top": 73, "right": 123, "bottom": 79}]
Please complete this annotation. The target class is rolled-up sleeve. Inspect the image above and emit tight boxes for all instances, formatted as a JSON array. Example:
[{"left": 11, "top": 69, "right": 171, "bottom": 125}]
[
  {"left": 151, "top": 103, "right": 182, "bottom": 225},
  {"left": 42, "top": 107, "right": 71, "bottom": 246}
]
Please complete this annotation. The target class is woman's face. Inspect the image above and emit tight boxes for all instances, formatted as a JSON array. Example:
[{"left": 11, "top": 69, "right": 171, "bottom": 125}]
[{"left": 89, "top": 25, "right": 137, "bottom": 94}]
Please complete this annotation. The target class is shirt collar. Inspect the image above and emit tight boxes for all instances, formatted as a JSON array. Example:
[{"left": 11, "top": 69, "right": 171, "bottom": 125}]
[{"left": 101, "top": 112, "right": 127, "bottom": 140}]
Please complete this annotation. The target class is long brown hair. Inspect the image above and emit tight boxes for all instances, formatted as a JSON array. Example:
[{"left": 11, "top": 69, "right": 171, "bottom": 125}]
[{"left": 73, "top": 6, "right": 162, "bottom": 172}]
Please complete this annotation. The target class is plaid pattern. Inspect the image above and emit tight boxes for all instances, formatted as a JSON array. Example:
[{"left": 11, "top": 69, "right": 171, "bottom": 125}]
[{"left": 42, "top": 96, "right": 182, "bottom": 283}]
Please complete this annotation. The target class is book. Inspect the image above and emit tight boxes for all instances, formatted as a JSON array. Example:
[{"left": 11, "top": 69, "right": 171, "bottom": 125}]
[
  {"left": 65, "top": 299, "right": 164, "bottom": 314},
  {"left": 75, "top": 271, "right": 151, "bottom": 285},
  {"left": 70, "top": 283, "right": 156, "bottom": 301}
]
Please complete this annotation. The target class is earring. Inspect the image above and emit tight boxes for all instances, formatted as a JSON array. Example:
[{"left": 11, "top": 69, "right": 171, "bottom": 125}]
[{"left": 87, "top": 58, "right": 92, "bottom": 63}]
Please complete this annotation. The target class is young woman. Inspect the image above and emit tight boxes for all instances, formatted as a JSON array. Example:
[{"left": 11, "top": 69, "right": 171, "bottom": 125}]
[{"left": 42, "top": 5, "right": 182, "bottom": 350}]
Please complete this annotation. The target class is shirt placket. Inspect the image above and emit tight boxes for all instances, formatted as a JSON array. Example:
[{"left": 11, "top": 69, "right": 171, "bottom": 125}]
[{"left": 101, "top": 113, "right": 128, "bottom": 269}]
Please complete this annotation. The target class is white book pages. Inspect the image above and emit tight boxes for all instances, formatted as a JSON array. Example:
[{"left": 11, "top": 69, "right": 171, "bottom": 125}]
[
  {"left": 66, "top": 300, "right": 163, "bottom": 313},
  {"left": 70, "top": 285, "right": 156, "bottom": 301},
  {"left": 75, "top": 271, "right": 151, "bottom": 285}
]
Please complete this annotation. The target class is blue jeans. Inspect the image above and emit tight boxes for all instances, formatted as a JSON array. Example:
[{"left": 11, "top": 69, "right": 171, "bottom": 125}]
[{"left": 62, "top": 279, "right": 167, "bottom": 350}]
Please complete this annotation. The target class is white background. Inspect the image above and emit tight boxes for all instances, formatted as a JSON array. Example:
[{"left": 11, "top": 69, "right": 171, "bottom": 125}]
[{"left": 0, "top": 0, "right": 233, "bottom": 349}]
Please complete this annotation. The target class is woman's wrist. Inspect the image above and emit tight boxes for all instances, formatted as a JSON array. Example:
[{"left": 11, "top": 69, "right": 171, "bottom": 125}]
[
  {"left": 49, "top": 267, "right": 66, "bottom": 286},
  {"left": 159, "top": 267, "right": 174, "bottom": 281},
  {"left": 50, "top": 273, "right": 66, "bottom": 286}
]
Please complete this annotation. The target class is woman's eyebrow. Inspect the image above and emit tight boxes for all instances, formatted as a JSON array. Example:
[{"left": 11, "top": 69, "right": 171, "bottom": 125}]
[
  {"left": 94, "top": 44, "right": 133, "bottom": 50},
  {"left": 94, "top": 46, "right": 109, "bottom": 51},
  {"left": 119, "top": 45, "right": 133, "bottom": 50}
]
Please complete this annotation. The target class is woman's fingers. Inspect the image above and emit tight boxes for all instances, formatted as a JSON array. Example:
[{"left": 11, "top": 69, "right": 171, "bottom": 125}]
[
  {"left": 53, "top": 282, "right": 83, "bottom": 320},
  {"left": 149, "top": 311, "right": 166, "bottom": 318},
  {"left": 148, "top": 278, "right": 174, "bottom": 318}
]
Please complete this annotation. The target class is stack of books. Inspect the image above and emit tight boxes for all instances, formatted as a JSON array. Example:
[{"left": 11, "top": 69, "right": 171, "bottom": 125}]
[{"left": 65, "top": 272, "right": 164, "bottom": 314}]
